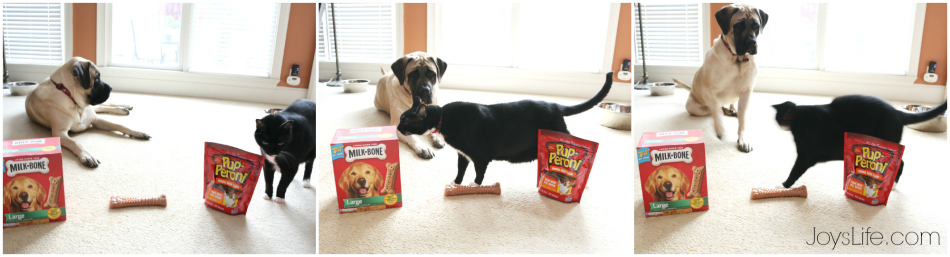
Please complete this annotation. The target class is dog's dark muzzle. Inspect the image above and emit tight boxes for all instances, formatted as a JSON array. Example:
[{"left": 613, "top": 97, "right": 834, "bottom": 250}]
[{"left": 88, "top": 82, "right": 113, "bottom": 106}]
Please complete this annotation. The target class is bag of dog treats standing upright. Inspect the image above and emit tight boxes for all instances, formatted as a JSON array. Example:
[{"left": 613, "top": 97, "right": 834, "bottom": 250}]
[
  {"left": 537, "top": 130, "right": 599, "bottom": 203},
  {"left": 843, "top": 133, "right": 904, "bottom": 206},
  {"left": 204, "top": 142, "right": 264, "bottom": 215}
]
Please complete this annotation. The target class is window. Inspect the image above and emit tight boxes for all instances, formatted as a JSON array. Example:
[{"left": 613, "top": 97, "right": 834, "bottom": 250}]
[
  {"left": 754, "top": 3, "right": 818, "bottom": 70},
  {"left": 437, "top": 3, "right": 611, "bottom": 73},
  {"left": 318, "top": 3, "right": 397, "bottom": 63},
  {"left": 634, "top": 4, "right": 702, "bottom": 66},
  {"left": 106, "top": 3, "right": 283, "bottom": 77},
  {"left": 2, "top": 3, "right": 66, "bottom": 65}
]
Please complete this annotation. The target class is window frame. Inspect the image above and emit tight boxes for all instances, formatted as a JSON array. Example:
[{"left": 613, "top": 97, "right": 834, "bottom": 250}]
[
  {"left": 637, "top": 4, "right": 940, "bottom": 104},
  {"left": 633, "top": 3, "right": 705, "bottom": 67},
  {"left": 95, "top": 3, "right": 290, "bottom": 81},
  {"left": 2, "top": 3, "right": 73, "bottom": 65}
]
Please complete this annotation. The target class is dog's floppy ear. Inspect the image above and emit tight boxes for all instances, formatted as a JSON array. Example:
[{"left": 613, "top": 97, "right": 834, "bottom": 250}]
[
  {"left": 391, "top": 56, "right": 412, "bottom": 86},
  {"left": 430, "top": 56, "right": 447, "bottom": 81},
  {"left": 757, "top": 8, "right": 768, "bottom": 33},
  {"left": 678, "top": 169, "right": 690, "bottom": 195},
  {"left": 37, "top": 183, "right": 47, "bottom": 207},
  {"left": 373, "top": 166, "right": 384, "bottom": 192},
  {"left": 72, "top": 61, "right": 92, "bottom": 89},
  {"left": 715, "top": 5, "right": 738, "bottom": 36},
  {"left": 339, "top": 165, "right": 353, "bottom": 191},
  {"left": 644, "top": 169, "right": 658, "bottom": 198}
]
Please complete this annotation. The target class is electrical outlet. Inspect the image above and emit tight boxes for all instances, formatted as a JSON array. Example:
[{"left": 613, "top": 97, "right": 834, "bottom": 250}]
[
  {"left": 618, "top": 71, "right": 632, "bottom": 81},
  {"left": 287, "top": 64, "right": 301, "bottom": 86}
]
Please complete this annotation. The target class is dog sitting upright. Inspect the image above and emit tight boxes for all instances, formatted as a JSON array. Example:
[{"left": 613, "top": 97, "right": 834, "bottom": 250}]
[{"left": 376, "top": 52, "right": 447, "bottom": 159}]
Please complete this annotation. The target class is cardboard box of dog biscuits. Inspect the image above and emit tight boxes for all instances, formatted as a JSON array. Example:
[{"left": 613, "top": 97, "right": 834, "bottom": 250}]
[
  {"left": 636, "top": 129, "right": 708, "bottom": 217},
  {"left": 331, "top": 126, "right": 402, "bottom": 214},
  {"left": 3, "top": 137, "right": 67, "bottom": 228}
]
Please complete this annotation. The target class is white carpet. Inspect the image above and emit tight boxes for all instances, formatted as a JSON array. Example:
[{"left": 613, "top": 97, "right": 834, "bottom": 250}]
[
  {"left": 2, "top": 90, "right": 315, "bottom": 254},
  {"left": 317, "top": 86, "right": 635, "bottom": 254},
  {"left": 632, "top": 88, "right": 948, "bottom": 254}
]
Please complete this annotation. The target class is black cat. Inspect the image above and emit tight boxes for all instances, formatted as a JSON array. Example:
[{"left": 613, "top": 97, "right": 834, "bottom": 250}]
[
  {"left": 398, "top": 72, "right": 612, "bottom": 185},
  {"left": 255, "top": 99, "right": 316, "bottom": 202},
  {"left": 772, "top": 95, "right": 947, "bottom": 188}
]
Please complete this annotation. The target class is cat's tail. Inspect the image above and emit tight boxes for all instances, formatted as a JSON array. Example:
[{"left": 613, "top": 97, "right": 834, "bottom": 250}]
[
  {"left": 901, "top": 100, "right": 947, "bottom": 125},
  {"left": 563, "top": 72, "right": 613, "bottom": 116},
  {"left": 671, "top": 78, "right": 692, "bottom": 91}
]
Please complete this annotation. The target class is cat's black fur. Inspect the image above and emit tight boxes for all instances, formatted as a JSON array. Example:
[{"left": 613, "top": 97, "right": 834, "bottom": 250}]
[
  {"left": 255, "top": 99, "right": 316, "bottom": 201},
  {"left": 398, "top": 72, "right": 613, "bottom": 185},
  {"left": 772, "top": 95, "right": 947, "bottom": 188}
]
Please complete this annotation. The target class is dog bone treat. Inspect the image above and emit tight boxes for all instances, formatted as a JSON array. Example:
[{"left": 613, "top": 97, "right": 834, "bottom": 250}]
[
  {"left": 687, "top": 166, "right": 706, "bottom": 198},
  {"left": 751, "top": 185, "right": 808, "bottom": 200},
  {"left": 43, "top": 176, "right": 63, "bottom": 208},
  {"left": 445, "top": 182, "right": 501, "bottom": 196},
  {"left": 380, "top": 163, "right": 399, "bottom": 195},
  {"left": 110, "top": 194, "right": 167, "bottom": 208}
]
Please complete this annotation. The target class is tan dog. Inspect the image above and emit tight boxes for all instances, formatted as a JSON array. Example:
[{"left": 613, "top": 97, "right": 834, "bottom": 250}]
[
  {"left": 375, "top": 52, "right": 447, "bottom": 159},
  {"left": 644, "top": 166, "right": 689, "bottom": 202},
  {"left": 338, "top": 162, "right": 383, "bottom": 199},
  {"left": 4, "top": 177, "right": 47, "bottom": 213},
  {"left": 672, "top": 4, "right": 768, "bottom": 153},
  {"left": 25, "top": 57, "right": 151, "bottom": 168}
]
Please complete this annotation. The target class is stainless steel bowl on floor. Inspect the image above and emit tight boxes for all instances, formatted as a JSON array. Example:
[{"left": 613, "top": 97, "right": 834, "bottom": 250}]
[
  {"left": 598, "top": 102, "right": 631, "bottom": 130},
  {"left": 901, "top": 104, "right": 947, "bottom": 133},
  {"left": 9, "top": 81, "right": 39, "bottom": 96},
  {"left": 264, "top": 108, "right": 283, "bottom": 114},
  {"left": 342, "top": 79, "right": 371, "bottom": 93},
  {"left": 649, "top": 82, "right": 676, "bottom": 96}
]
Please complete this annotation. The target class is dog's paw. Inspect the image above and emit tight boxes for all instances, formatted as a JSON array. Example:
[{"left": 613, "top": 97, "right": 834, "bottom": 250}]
[
  {"left": 302, "top": 179, "right": 312, "bottom": 188},
  {"left": 273, "top": 197, "right": 285, "bottom": 203},
  {"left": 722, "top": 106, "right": 737, "bottom": 117},
  {"left": 262, "top": 195, "right": 272, "bottom": 200},
  {"left": 119, "top": 107, "right": 131, "bottom": 116},
  {"left": 737, "top": 137, "right": 752, "bottom": 153},
  {"left": 130, "top": 132, "right": 151, "bottom": 140},
  {"left": 415, "top": 146, "right": 435, "bottom": 159},
  {"left": 80, "top": 154, "right": 100, "bottom": 168},
  {"left": 431, "top": 136, "right": 445, "bottom": 149}
]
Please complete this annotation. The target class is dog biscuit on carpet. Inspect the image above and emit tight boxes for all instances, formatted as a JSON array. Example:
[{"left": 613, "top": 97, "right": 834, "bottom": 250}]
[{"left": 445, "top": 182, "right": 501, "bottom": 196}]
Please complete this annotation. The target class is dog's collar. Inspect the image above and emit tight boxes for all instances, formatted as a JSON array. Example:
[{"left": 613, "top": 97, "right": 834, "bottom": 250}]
[
  {"left": 50, "top": 79, "right": 79, "bottom": 106},
  {"left": 403, "top": 84, "right": 411, "bottom": 95},
  {"left": 721, "top": 35, "right": 749, "bottom": 62}
]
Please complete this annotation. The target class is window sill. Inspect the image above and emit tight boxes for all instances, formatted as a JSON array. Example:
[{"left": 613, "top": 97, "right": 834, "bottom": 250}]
[
  {"left": 6, "top": 64, "right": 304, "bottom": 105},
  {"left": 319, "top": 61, "right": 632, "bottom": 102},
  {"left": 634, "top": 64, "right": 946, "bottom": 103}
]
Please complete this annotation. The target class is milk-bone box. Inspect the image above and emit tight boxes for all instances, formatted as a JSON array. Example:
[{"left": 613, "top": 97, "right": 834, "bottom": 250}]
[
  {"left": 636, "top": 130, "right": 708, "bottom": 217},
  {"left": 4, "top": 137, "right": 66, "bottom": 228},
  {"left": 330, "top": 126, "right": 402, "bottom": 214}
]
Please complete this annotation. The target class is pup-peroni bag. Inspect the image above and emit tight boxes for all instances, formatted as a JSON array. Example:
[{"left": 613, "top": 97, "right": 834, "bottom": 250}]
[
  {"left": 204, "top": 142, "right": 263, "bottom": 215},
  {"left": 843, "top": 133, "right": 904, "bottom": 206},
  {"left": 537, "top": 130, "right": 599, "bottom": 203}
]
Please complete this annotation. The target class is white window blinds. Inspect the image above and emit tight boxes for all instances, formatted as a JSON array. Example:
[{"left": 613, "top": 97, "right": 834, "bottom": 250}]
[
  {"left": 318, "top": 3, "right": 396, "bottom": 63},
  {"left": 2, "top": 3, "right": 65, "bottom": 65},
  {"left": 188, "top": 3, "right": 281, "bottom": 77},
  {"left": 634, "top": 4, "right": 701, "bottom": 66}
]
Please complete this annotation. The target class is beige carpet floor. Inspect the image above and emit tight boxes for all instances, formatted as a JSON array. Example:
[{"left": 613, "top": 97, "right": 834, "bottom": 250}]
[
  {"left": 2, "top": 89, "right": 315, "bottom": 254},
  {"left": 317, "top": 86, "right": 635, "bottom": 254},
  {"left": 633, "top": 88, "right": 947, "bottom": 254}
]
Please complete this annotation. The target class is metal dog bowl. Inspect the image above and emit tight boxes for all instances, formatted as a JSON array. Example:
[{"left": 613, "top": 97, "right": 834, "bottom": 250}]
[
  {"left": 342, "top": 79, "right": 370, "bottom": 93},
  {"left": 264, "top": 108, "right": 283, "bottom": 114},
  {"left": 649, "top": 82, "right": 676, "bottom": 96},
  {"left": 598, "top": 102, "right": 631, "bottom": 130},
  {"left": 9, "top": 81, "right": 39, "bottom": 96},
  {"left": 901, "top": 105, "right": 947, "bottom": 133}
]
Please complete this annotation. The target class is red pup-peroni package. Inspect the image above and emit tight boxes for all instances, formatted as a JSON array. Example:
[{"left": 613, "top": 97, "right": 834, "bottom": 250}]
[
  {"left": 537, "top": 130, "right": 599, "bottom": 203},
  {"left": 204, "top": 142, "right": 264, "bottom": 215},
  {"left": 843, "top": 133, "right": 904, "bottom": 206}
]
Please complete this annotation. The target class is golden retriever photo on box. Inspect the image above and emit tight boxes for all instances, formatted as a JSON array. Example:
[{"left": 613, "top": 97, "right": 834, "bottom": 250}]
[
  {"left": 337, "top": 162, "right": 383, "bottom": 199},
  {"left": 644, "top": 166, "right": 690, "bottom": 202},
  {"left": 4, "top": 177, "right": 47, "bottom": 213}
]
